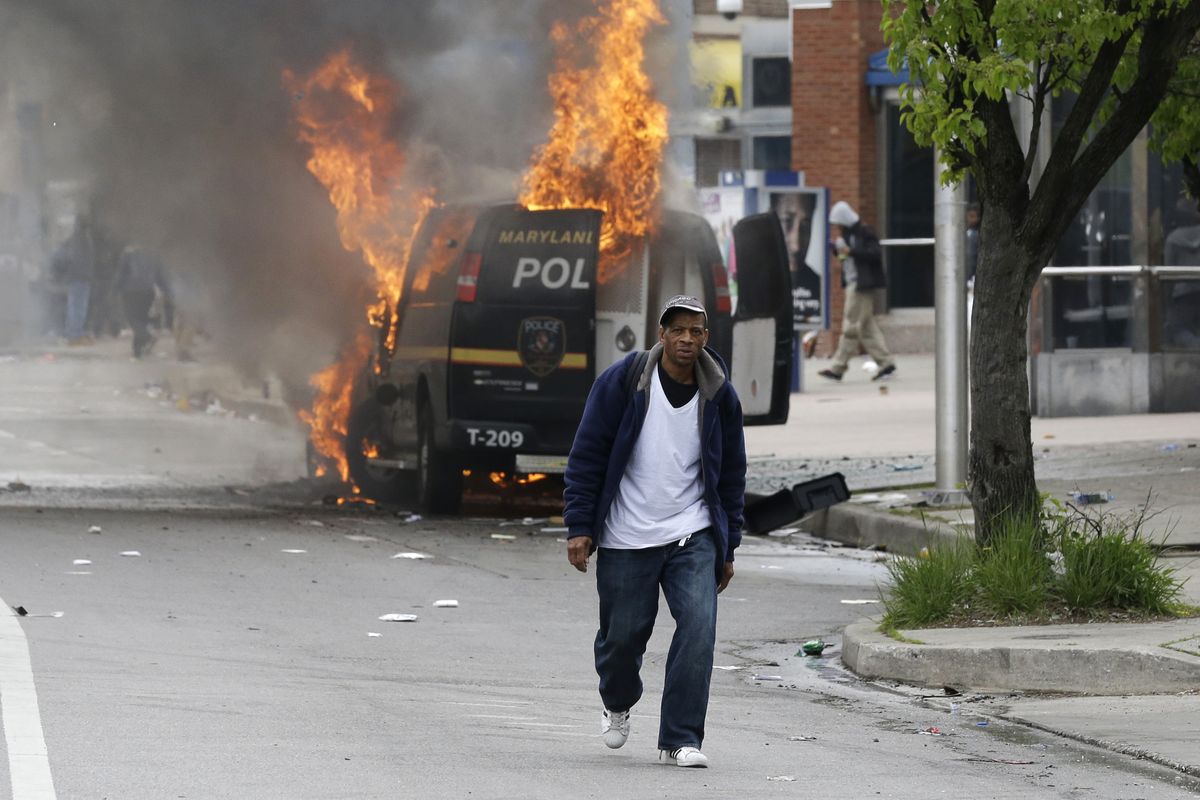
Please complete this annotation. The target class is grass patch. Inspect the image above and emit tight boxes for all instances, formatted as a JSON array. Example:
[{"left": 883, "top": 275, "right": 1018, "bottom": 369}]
[{"left": 880, "top": 503, "right": 1195, "bottom": 630}]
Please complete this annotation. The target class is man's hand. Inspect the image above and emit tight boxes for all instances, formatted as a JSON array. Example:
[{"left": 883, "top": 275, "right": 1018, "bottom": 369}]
[
  {"left": 718, "top": 561, "right": 734, "bottom": 593},
  {"left": 568, "top": 536, "right": 593, "bottom": 573}
]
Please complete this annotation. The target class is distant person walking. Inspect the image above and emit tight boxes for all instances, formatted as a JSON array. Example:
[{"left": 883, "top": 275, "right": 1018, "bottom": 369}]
[
  {"left": 564, "top": 295, "right": 746, "bottom": 769},
  {"left": 51, "top": 216, "right": 98, "bottom": 345},
  {"left": 116, "top": 245, "right": 168, "bottom": 359},
  {"left": 819, "top": 201, "right": 896, "bottom": 382}
]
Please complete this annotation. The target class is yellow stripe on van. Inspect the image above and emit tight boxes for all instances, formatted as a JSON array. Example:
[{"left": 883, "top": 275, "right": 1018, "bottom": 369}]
[
  {"left": 450, "top": 348, "right": 588, "bottom": 369},
  {"left": 393, "top": 346, "right": 451, "bottom": 361}
]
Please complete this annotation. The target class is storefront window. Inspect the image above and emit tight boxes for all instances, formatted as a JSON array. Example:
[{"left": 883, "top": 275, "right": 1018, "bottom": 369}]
[
  {"left": 1160, "top": 277, "right": 1200, "bottom": 349},
  {"left": 1050, "top": 274, "right": 1135, "bottom": 348}
]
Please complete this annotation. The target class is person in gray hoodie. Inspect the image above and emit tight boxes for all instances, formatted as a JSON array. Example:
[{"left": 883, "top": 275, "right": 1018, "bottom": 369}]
[{"left": 819, "top": 200, "right": 896, "bottom": 381}]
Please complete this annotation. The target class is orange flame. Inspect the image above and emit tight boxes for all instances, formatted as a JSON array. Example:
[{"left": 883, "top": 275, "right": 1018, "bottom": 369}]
[
  {"left": 519, "top": 0, "right": 669, "bottom": 283},
  {"left": 285, "top": 51, "right": 436, "bottom": 482}
]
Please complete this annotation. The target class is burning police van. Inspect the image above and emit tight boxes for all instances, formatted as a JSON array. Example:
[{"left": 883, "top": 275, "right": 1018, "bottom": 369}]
[{"left": 345, "top": 202, "right": 792, "bottom": 512}]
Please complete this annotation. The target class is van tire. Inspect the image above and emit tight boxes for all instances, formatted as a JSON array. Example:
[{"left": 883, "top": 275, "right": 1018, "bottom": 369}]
[
  {"left": 345, "top": 400, "right": 408, "bottom": 505},
  {"left": 417, "top": 404, "right": 463, "bottom": 514}
]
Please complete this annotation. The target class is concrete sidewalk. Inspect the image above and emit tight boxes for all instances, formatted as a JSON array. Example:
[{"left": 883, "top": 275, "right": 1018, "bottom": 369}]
[{"left": 754, "top": 352, "right": 1200, "bottom": 779}]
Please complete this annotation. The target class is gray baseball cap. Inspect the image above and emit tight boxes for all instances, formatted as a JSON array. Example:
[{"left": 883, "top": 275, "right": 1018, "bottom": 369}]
[{"left": 658, "top": 294, "right": 707, "bottom": 326}]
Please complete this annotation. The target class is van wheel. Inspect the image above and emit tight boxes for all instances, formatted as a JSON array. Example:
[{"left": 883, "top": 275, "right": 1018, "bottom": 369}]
[
  {"left": 417, "top": 405, "right": 463, "bottom": 514},
  {"left": 345, "top": 401, "right": 408, "bottom": 505}
]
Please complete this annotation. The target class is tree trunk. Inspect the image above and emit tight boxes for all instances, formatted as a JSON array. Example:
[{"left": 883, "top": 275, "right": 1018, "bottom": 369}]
[{"left": 968, "top": 219, "right": 1041, "bottom": 546}]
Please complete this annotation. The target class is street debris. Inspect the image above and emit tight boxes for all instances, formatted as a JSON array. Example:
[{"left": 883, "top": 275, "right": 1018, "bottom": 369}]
[
  {"left": 713, "top": 665, "right": 743, "bottom": 671},
  {"left": 400, "top": 514, "right": 422, "bottom": 523},
  {"left": 975, "top": 720, "right": 989, "bottom": 727},
  {"left": 65, "top": 571, "right": 92, "bottom": 576},
  {"left": 120, "top": 550, "right": 141, "bottom": 557},
  {"left": 367, "top": 632, "right": 382, "bottom": 638},
  {"left": 800, "top": 639, "right": 827, "bottom": 656},
  {"left": 916, "top": 727, "right": 947, "bottom": 736},
  {"left": 433, "top": 600, "right": 459, "bottom": 608},
  {"left": 6, "top": 480, "right": 31, "bottom": 492},
  {"left": 344, "top": 534, "right": 378, "bottom": 542},
  {"left": 890, "top": 463, "right": 921, "bottom": 472},
  {"left": 392, "top": 552, "right": 431, "bottom": 560},
  {"left": 73, "top": 559, "right": 92, "bottom": 565},
  {"left": 840, "top": 599, "right": 879, "bottom": 605},
  {"left": 787, "top": 735, "right": 817, "bottom": 742},
  {"left": 11, "top": 606, "right": 63, "bottom": 618},
  {"left": 281, "top": 549, "right": 307, "bottom": 554},
  {"left": 752, "top": 674, "right": 784, "bottom": 681},
  {"left": 88, "top": 525, "right": 102, "bottom": 534},
  {"left": 300, "top": 519, "right": 325, "bottom": 527},
  {"left": 767, "top": 527, "right": 799, "bottom": 538},
  {"left": 1068, "top": 491, "right": 1113, "bottom": 505},
  {"left": 963, "top": 756, "right": 1034, "bottom": 765},
  {"left": 743, "top": 473, "right": 850, "bottom": 535},
  {"left": 1161, "top": 443, "right": 1181, "bottom": 452},
  {"left": 224, "top": 486, "right": 251, "bottom": 496},
  {"left": 490, "top": 533, "right": 517, "bottom": 541},
  {"left": 378, "top": 613, "right": 418, "bottom": 622},
  {"left": 767, "top": 775, "right": 797, "bottom": 782}
]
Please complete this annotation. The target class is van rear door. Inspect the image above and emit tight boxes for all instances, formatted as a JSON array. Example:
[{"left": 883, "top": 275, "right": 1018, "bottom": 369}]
[
  {"left": 448, "top": 206, "right": 602, "bottom": 454},
  {"left": 730, "top": 212, "right": 792, "bottom": 425}
]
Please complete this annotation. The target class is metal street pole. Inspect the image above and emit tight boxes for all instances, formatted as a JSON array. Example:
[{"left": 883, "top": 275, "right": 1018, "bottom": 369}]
[{"left": 933, "top": 156, "right": 968, "bottom": 493}]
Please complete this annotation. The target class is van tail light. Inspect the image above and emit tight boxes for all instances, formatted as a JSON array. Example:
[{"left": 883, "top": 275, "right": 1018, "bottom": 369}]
[
  {"left": 456, "top": 252, "right": 482, "bottom": 303},
  {"left": 710, "top": 262, "right": 732, "bottom": 314}
]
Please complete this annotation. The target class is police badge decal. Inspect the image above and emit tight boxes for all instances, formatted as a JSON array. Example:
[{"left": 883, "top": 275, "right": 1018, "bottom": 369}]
[{"left": 518, "top": 317, "right": 566, "bottom": 377}]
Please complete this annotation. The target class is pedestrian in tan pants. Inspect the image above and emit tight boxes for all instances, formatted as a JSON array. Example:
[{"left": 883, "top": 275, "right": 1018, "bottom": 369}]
[{"left": 820, "top": 201, "right": 896, "bottom": 382}]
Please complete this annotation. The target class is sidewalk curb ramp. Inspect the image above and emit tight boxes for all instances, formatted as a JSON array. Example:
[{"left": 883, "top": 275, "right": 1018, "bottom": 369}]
[{"left": 842, "top": 618, "right": 1200, "bottom": 695}]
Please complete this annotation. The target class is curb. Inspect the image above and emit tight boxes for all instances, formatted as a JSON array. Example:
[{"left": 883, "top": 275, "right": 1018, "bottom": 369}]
[
  {"left": 807, "top": 502, "right": 961, "bottom": 557},
  {"left": 841, "top": 619, "right": 1200, "bottom": 695}
]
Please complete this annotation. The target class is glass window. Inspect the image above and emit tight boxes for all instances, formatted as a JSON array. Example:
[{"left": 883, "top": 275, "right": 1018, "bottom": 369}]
[
  {"left": 1161, "top": 277, "right": 1200, "bottom": 349},
  {"left": 752, "top": 136, "right": 791, "bottom": 171},
  {"left": 885, "top": 102, "right": 934, "bottom": 307},
  {"left": 1050, "top": 275, "right": 1135, "bottom": 348},
  {"left": 1050, "top": 92, "right": 1133, "bottom": 267},
  {"left": 695, "top": 138, "right": 742, "bottom": 187},
  {"left": 751, "top": 57, "right": 791, "bottom": 107}
]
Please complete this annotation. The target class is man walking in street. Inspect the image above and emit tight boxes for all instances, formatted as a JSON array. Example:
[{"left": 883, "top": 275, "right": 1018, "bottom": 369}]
[
  {"left": 564, "top": 295, "right": 746, "bottom": 769},
  {"left": 819, "top": 200, "right": 896, "bottom": 382}
]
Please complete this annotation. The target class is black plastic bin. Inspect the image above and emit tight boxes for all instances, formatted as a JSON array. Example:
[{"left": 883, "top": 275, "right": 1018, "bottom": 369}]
[{"left": 744, "top": 472, "right": 850, "bottom": 535}]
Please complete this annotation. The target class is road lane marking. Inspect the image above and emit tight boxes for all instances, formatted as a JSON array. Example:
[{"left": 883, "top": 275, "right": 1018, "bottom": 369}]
[{"left": 0, "top": 600, "right": 56, "bottom": 799}]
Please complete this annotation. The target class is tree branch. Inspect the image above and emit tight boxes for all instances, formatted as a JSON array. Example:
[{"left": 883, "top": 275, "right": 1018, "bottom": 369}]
[{"left": 1019, "top": 59, "right": 1052, "bottom": 188}]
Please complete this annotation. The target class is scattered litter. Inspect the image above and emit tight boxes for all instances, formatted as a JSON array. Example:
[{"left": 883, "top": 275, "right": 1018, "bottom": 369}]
[
  {"left": 224, "top": 486, "right": 251, "bottom": 496},
  {"left": 758, "top": 564, "right": 782, "bottom": 570},
  {"left": 88, "top": 525, "right": 102, "bottom": 534},
  {"left": 491, "top": 533, "right": 517, "bottom": 541},
  {"left": 890, "top": 463, "right": 921, "bottom": 472},
  {"left": 344, "top": 534, "right": 378, "bottom": 542},
  {"left": 943, "top": 686, "right": 961, "bottom": 697},
  {"left": 916, "top": 727, "right": 946, "bottom": 736},
  {"left": 713, "top": 665, "right": 743, "bottom": 671},
  {"left": 367, "top": 632, "right": 382, "bottom": 638},
  {"left": 73, "top": 559, "right": 92, "bottom": 566},
  {"left": 7, "top": 480, "right": 31, "bottom": 492},
  {"left": 767, "top": 775, "right": 797, "bottom": 782},
  {"left": 918, "top": 547, "right": 930, "bottom": 559},
  {"left": 1043, "top": 433, "right": 1056, "bottom": 439},
  {"left": 65, "top": 571, "right": 92, "bottom": 576},
  {"left": 392, "top": 552, "right": 431, "bottom": 560},
  {"left": 862, "top": 359, "right": 879, "bottom": 373},
  {"left": 433, "top": 600, "right": 459, "bottom": 608},
  {"left": 280, "top": 549, "right": 307, "bottom": 554},
  {"left": 840, "top": 599, "right": 879, "bottom": 605},
  {"left": 787, "top": 735, "right": 817, "bottom": 742},
  {"left": 1161, "top": 443, "right": 1181, "bottom": 452},
  {"left": 800, "top": 639, "right": 826, "bottom": 656},
  {"left": 752, "top": 674, "right": 784, "bottom": 681},
  {"left": 205, "top": 398, "right": 226, "bottom": 415},
  {"left": 767, "top": 527, "right": 799, "bottom": 537},
  {"left": 400, "top": 514, "right": 422, "bottom": 523},
  {"left": 1068, "top": 491, "right": 1112, "bottom": 505},
  {"left": 378, "top": 613, "right": 418, "bottom": 622},
  {"left": 300, "top": 519, "right": 325, "bottom": 527},
  {"left": 11, "top": 607, "right": 63, "bottom": 618},
  {"left": 120, "top": 551, "right": 141, "bottom": 557},
  {"left": 964, "top": 756, "right": 1034, "bottom": 765},
  {"left": 975, "top": 720, "right": 989, "bottom": 727}
]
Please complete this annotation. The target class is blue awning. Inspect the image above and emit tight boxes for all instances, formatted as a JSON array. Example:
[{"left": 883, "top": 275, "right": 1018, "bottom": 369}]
[{"left": 866, "top": 48, "right": 908, "bottom": 87}]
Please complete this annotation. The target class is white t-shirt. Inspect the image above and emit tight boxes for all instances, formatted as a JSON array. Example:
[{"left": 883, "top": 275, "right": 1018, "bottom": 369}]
[{"left": 602, "top": 367, "right": 711, "bottom": 548}]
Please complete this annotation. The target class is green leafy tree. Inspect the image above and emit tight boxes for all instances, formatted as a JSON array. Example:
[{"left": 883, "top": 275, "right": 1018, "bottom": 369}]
[{"left": 883, "top": 0, "right": 1200, "bottom": 544}]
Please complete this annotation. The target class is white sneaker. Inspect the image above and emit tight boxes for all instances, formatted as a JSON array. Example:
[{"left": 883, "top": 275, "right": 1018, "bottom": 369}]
[
  {"left": 601, "top": 709, "right": 630, "bottom": 749},
  {"left": 660, "top": 746, "right": 708, "bottom": 767}
]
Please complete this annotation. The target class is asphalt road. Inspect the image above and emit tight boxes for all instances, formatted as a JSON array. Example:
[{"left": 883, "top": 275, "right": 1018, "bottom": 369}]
[
  {"left": 2, "top": 510, "right": 1198, "bottom": 799},
  {"left": 1, "top": 347, "right": 1198, "bottom": 798}
]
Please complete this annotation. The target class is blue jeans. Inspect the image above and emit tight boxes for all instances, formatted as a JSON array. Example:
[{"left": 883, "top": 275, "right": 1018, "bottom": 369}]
[
  {"left": 594, "top": 528, "right": 718, "bottom": 751},
  {"left": 65, "top": 281, "right": 91, "bottom": 340}
]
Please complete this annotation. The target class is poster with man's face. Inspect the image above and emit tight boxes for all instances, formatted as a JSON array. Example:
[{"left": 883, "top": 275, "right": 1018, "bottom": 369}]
[{"left": 770, "top": 192, "right": 822, "bottom": 328}]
